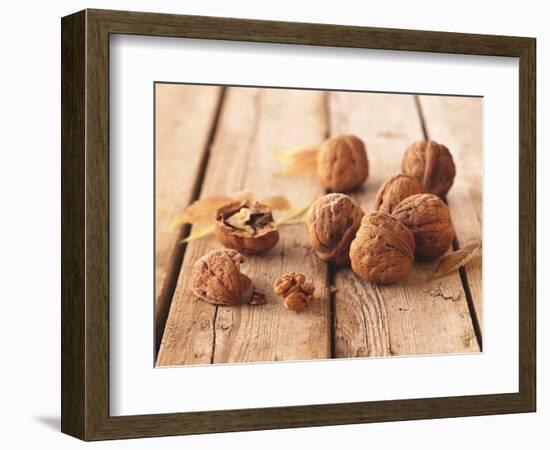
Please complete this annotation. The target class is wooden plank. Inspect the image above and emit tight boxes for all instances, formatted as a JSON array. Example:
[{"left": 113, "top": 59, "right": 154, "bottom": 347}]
[
  {"left": 417, "top": 95, "right": 483, "bottom": 334},
  {"left": 154, "top": 84, "right": 223, "bottom": 350},
  {"left": 328, "top": 92, "right": 480, "bottom": 357},
  {"left": 157, "top": 87, "right": 330, "bottom": 366}
]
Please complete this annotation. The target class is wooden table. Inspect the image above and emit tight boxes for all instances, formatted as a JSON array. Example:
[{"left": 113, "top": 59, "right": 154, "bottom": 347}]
[{"left": 154, "top": 84, "right": 482, "bottom": 366}]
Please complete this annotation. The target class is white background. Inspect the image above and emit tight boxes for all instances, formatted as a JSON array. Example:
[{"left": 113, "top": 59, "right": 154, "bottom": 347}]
[
  {"left": 0, "top": 0, "right": 547, "bottom": 449},
  {"left": 110, "top": 36, "right": 519, "bottom": 415}
]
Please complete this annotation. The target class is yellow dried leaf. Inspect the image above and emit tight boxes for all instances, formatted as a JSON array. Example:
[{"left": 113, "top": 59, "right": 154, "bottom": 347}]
[
  {"left": 232, "top": 189, "right": 255, "bottom": 202},
  {"left": 167, "top": 196, "right": 233, "bottom": 230},
  {"left": 180, "top": 224, "right": 215, "bottom": 244},
  {"left": 274, "top": 144, "right": 319, "bottom": 177},
  {"left": 434, "top": 241, "right": 482, "bottom": 278},
  {"left": 261, "top": 195, "right": 291, "bottom": 210},
  {"left": 276, "top": 203, "right": 311, "bottom": 226}
]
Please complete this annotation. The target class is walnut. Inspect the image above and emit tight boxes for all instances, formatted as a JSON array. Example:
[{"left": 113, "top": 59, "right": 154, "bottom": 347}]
[
  {"left": 374, "top": 173, "right": 423, "bottom": 214},
  {"left": 349, "top": 212, "right": 415, "bottom": 284},
  {"left": 317, "top": 134, "right": 369, "bottom": 192},
  {"left": 215, "top": 200, "right": 279, "bottom": 254},
  {"left": 392, "top": 193, "right": 455, "bottom": 260},
  {"left": 305, "top": 193, "right": 364, "bottom": 266},
  {"left": 191, "top": 249, "right": 252, "bottom": 305},
  {"left": 401, "top": 140, "right": 456, "bottom": 199},
  {"left": 273, "top": 272, "right": 315, "bottom": 312}
]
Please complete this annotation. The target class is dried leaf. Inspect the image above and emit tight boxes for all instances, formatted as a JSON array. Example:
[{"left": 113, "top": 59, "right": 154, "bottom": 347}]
[
  {"left": 434, "top": 241, "right": 482, "bottom": 278},
  {"left": 232, "top": 189, "right": 255, "bottom": 202},
  {"left": 180, "top": 224, "right": 215, "bottom": 244},
  {"left": 276, "top": 203, "right": 311, "bottom": 226},
  {"left": 274, "top": 144, "right": 319, "bottom": 177},
  {"left": 167, "top": 196, "right": 233, "bottom": 230},
  {"left": 261, "top": 195, "right": 291, "bottom": 210}
]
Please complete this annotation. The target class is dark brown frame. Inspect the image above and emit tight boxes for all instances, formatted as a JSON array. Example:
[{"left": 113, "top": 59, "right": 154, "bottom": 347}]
[{"left": 61, "top": 9, "right": 536, "bottom": 441}]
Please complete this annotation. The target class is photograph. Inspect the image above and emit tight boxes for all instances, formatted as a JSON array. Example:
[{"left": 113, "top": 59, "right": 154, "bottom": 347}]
[{"left": 154, "top": 83, "right": 483, "bottom": 367}]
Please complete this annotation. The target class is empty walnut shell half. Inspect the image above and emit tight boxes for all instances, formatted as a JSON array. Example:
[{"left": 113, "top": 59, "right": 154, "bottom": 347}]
[
  {"left": 392, "top": 193, "right": 455, "bottom": 260},
  {"left": 374, "top": 173, "right": 423, "bottom": 214},
  {"left": 401, "top": 140, "right": 456, "bottom": 199},
  {"left": 191, "top": 249, "right": 253, "bottom": 305},
  {"left": 350, "top": 212, "right": 415, "bottom": 284},
  {"left": 214, "top": 200, "right": 279, "bottom": 254},
  {"left": 317, "top": 134, "right": 369, "bottom": 192},
  {"left": 305, "top": 193, "right": 364, "bottom": 266}
]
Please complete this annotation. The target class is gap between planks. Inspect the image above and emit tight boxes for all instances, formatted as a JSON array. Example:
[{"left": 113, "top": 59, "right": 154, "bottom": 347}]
[
  {"left": 414, "top": 95, "right": 483, "bottom": 347},
  {"left": 154, "top": 86, "right": 227, "bottom": 357}
]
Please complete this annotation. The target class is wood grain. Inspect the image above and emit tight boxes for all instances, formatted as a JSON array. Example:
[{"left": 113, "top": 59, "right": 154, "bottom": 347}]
[
  {"left": 417, "top": 96, "right": 483, "bottom": 334},
  {"left": 328, "top": 92, "right": 480, "bottom": 357},
  {"left": 154, "top": 84, "right": 222, "bottom": 350},
  {"left": 157, "top": 87, "right": 330, "bottom": 366}
]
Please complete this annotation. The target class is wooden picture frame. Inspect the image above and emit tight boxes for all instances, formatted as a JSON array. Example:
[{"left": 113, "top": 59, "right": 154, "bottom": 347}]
[{"left": 61, "top": 9, "right": 536, "bottom": 441}]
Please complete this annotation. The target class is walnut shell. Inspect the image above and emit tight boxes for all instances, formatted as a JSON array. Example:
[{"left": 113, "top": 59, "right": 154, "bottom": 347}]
[
  {"left": 215, "top": 200, "right": 279, "bottom": 254},
  {"left": 374, "top": 173, "right": 423, "bottom": 214},
  {"left": 401, "top": 140, "right": 456, "bottom": 199},
  {"left": 349, "top": 212, "right": 415, "bottom": 284},
  {"left": 317, "top": 134, "right": 368, "bottom": 192},
  {"left": 191, "top": 249, "right": 253, "bottom": 305},
  {"left": 392, "top": 193, "right": 455, "bottom": 260},
  {"left": 305, "top": 193, "right": 364, "bottom": 266}
]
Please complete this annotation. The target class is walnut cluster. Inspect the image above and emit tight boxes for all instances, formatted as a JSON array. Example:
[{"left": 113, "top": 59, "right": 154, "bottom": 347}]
[
  {"left": 392, "top": 193, "right": 455, "bottom": 259},
  {"left": 215, "top": 199, "right": 279, "bottom": 254},
  {"left": 350, "top": 212, "right": 415, "bottom": 284},
  {"left": 273, "top": 272, "right": 315, "bottom": 312},
  {"left": 402, "top": 140, "right": 456, "bottom": 199},
  {"left": 305, "top": 193, "right": 364, "bottom": 266},
  {"left": 317, "top": 134, "right": 369, "bottom": 192},
  {"left": 186, "top": 136, "right": 461, "bottom": 313},
  {"left": 191, "top": 249, "right": 252, "bottom": 305}
]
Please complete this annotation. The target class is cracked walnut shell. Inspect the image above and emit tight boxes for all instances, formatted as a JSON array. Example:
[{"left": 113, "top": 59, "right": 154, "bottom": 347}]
[
  {"left": 305, "top": 193, "right": 364, "bottom": 266},
  {"left": 350, "top": 212, "right": 415, "bottom": 284},
  {"left": 317, "top": 134, "right": 369, "bottom": 192},
  {"left": 191, "top": 249, "right": 252, "bottom": 305},
  {"left": 402, "top": 140, "right": 456, "bottom": 199},
  {"left": 215, "top": 199, "right": 279, "bottom": 254},
  {"left": 392, "top": 193, "right": 455, "bottom": 260},
  {"left": 374, "top": 173, "right": 423, "bottom": 214},
  {"left": 273, "top": 272, "right": 315, "bottom": 312}
]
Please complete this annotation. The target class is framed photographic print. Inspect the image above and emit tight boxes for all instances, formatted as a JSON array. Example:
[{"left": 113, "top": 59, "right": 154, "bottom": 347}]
[{"left": 61, "top": 9, "right": 536, "bottom": 441}]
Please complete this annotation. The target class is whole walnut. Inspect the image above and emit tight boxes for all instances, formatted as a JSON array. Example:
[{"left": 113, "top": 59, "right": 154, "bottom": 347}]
[
  {"left": 349, "top": 212, "right": 415, "bottom": 284},
  {"left": 215, "top": 200, "right": 279, "bottom": 254},
  {"left": 401, "top": 140, "right": 456, "bottom": 199},
  {"left": 374, "top": 173, "right": 423, "bottom": 214},
  {"left": 305, "top": 193, "right": 364, "bottom": 266},
  {"left": 273, "top": 272, "right": 315, "bottom": 312},
  {"left": 317, "top": 134, "right": 369, "bottom": 192},
  {"left": 392, "top": 193, "right": 455, "bottom": 260},
  {"left": 191, "top": 249, "right": 253, "bottom": 305}
]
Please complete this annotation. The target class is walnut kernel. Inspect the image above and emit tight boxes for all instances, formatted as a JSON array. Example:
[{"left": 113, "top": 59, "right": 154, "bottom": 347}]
[
  {"left": 273, "top": 272, "right": 315, "bottom": 312},
  {"left": 317, "top": 134, "right": 369, "bottom": 192},
  {"left": 401, "top": 140, "right": 456, "bottom": 199},
  {"left": 191, "top": 249, "right": 253, "bottom": 305},
  {"left": 305, "top": 193, "right": 364, "bottom": 266},
  {"left": 392, "top": 193, "right": 455, "bottom": 260},
  {"left": 215, "top": 200, "right": 279, "bottom": 254},
  {"left": 350, "top": 212, "right": 415, "bottom": 284}
]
